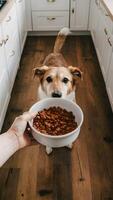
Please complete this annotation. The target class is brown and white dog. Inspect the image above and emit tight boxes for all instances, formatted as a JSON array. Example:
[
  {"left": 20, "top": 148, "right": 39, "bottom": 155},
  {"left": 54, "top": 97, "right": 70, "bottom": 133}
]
[{"left": 33, "top": 28, "right": 82, "bottom": 101}]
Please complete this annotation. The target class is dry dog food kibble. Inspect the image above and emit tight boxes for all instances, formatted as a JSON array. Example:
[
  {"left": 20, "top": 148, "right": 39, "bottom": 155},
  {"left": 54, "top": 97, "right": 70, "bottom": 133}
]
[{"left": 33, "top": 107, "right": 77, "bottom": 136}]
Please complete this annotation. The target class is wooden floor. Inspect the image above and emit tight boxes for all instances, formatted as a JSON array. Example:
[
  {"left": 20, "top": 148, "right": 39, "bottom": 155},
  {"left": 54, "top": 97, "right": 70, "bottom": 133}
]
[{"left": 1, "top": 36, "right": 113, "bottom": 200}]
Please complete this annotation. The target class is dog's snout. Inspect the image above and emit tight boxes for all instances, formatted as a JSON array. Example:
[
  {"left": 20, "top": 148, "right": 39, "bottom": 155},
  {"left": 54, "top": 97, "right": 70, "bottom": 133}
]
[{"left": 52, "top": 92, "right": 62, "bottom": 98}]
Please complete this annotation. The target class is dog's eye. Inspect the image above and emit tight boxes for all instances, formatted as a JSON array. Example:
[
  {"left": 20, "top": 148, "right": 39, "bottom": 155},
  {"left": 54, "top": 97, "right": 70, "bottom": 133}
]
[
  {"left": 46, "top": 76, "right": 53, "bottom": 83},
  {"left": 62, "top": 77, "right": 69, "bottom": 84}
]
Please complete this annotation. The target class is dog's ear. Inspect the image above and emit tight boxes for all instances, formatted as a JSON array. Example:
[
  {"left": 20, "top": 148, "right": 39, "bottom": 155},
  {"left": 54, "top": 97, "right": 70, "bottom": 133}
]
[
  {"left": 68, "top": 66, "right": 83, "bottom": 79},
  {"left": 33, "top": 65, "right": 49, "bottom": 78}
]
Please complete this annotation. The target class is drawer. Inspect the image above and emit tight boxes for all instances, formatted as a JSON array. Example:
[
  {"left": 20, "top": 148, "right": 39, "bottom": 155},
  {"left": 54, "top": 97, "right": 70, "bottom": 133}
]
[
  {"left": 31, "top": 0, "right": 69, "bottom": 11},
  {"left": 32, "top": 11, "right": 69, "bottom": 31},
  {"left": 2, "top": 4, "right": 18, "bottom": 40}
]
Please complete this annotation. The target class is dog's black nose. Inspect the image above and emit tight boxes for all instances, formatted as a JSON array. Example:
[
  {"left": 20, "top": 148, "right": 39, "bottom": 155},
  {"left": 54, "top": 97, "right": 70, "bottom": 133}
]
[{"left": 52, "top": 92, "right": 62, "bottom": 98}]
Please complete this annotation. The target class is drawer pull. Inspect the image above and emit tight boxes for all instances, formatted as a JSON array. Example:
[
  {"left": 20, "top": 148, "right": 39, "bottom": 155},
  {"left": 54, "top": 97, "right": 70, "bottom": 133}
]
[
  {"left": 95, "top": 0, "right": 99, "bottom": 6},
  {"left": 104, "top": 28, "right": 107, "bottom": 35},
  {"left": 72, "top": 8, "right": 74, "bottom": 14},
  {"left": 10, "top": 50, "right": 15, "bottom": 57},
  {"left": 105, "top": 13, "right": 109, "bottom": 17},
  {"left": 6, "top": 16, "right": 11, "bottom": 22},
  {"left": 47, "top": 17, "right": 56, "bottom": 20},
  {"left": 0, "top": 40, "right": 4, "bottom": 47},
  {"left": 4, "top": 35, "right": 9, "bottom": 44},
  {"left": 108, "top": 37, "right": 112, "bottom": 47},
  {"left": 47, "top": 0, "right": 55, "bottom": 2}
]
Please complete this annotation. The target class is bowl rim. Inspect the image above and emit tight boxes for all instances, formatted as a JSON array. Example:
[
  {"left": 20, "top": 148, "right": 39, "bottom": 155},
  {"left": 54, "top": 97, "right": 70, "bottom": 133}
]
[{"left": 28, "top": 98, "right": 84, "bottom": 139}]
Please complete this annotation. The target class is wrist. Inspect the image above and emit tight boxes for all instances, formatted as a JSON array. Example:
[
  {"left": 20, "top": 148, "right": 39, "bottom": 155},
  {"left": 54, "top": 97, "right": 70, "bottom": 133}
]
[
  {"left": 6, "top": 130, "right": 20, "bottom": 151},
  {"left": 0, "top": 131, "right": 20, "bottom": 167}
]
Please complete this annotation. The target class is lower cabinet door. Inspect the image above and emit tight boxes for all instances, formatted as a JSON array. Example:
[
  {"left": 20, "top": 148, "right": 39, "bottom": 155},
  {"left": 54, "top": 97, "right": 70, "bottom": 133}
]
[
  {"left": 16, "top": 0, "right": 27, "bottom": 53},
  {"left": 0, "top": 71, "right": 10, "bottom": 131},
  {"left": 70, "top": 0, "right": 90, "bottom": 30},
  {"left": 106, "top": 52, "right": 113, "bottom": 111},
  {"left": 5, "top": 31, "right": 20, "bottom": 90},
  {"left": 100, "top": 31, "right": 113, "bottom": 82}
]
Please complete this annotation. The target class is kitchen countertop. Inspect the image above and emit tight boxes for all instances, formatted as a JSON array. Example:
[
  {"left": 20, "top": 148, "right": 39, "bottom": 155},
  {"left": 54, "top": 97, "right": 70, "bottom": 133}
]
[
  {"left": 0, "top": 0, "right": 14, "bottom": 23},
  {"left": 101, "top": 0, "right": 113, "bottom": 21}
]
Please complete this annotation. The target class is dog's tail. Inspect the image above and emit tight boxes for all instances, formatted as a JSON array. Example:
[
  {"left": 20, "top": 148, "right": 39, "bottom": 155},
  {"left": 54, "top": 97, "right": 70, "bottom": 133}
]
[{"left": 53, "top": 27, "right": 70, "bottom": 53}]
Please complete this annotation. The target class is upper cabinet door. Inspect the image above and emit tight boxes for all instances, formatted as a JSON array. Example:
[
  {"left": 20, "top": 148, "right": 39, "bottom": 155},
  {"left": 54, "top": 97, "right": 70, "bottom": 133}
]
[
  {"left": 70, "top": 0, "right": 91, "bottom": 30},
  {"left": 15, "top": 0, "right": 27, "bottom": 53}
]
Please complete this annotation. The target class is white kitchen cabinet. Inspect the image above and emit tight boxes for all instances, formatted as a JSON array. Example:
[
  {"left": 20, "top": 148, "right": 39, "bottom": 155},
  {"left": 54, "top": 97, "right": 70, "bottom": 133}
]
[
  {"left": 106, "top": 52, "right": 113, "bottom": 111},
  {"left": 0, "top": 1, "right": 28, "bottom": 130},
  {"left": 99, "top": 3, "right": 113, "bottom": 82},
  {"left": 30, "top": 0, "right": 91, "bottom": 31},
  {"left": 15, "top": 0, "right": 27, "bottom": 53},
  {"left": 0, "top": 26, "right": 10, "bottom": 131},
  {"left": 2, "top": 3, "right": 21, "bottom": 91},
  {"left": 70, "top": 0, "right": 90, "bottom": 30},
  {"left": 31, "top": 0, "right": 69, "bottom": 31},
  {"left": 89, "top": 0, "right": 113, "bottom": 82}
]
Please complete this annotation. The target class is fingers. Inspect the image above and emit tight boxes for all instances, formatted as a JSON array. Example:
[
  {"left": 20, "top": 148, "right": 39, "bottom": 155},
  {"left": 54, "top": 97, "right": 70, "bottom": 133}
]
[
  {"left": 24, "top": 127, "right": 38, "bottom": 146},
  {"left": 21, "top": 111, "right": 37, "bottom": 121}
]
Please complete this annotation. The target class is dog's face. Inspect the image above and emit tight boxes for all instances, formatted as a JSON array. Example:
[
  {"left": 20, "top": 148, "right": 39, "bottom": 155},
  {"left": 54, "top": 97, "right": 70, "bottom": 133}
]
[{"left": 34, "top": 65, "right": 82, "bottom": 98}]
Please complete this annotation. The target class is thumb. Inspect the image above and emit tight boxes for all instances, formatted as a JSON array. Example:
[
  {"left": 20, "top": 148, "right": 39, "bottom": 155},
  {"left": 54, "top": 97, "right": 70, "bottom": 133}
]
[{"left": 22, "top": 112, "right": 37, "bottom": 121}]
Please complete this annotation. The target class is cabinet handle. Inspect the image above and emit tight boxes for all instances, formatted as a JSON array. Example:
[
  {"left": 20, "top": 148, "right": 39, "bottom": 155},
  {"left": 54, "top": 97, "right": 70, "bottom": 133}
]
[
  {"left": 10, "top": 50, "right": 15, "bottom": 57},
  {"left": 18, "top": 0, "right": 23, "bottom": 3},
  {"left": 0, "top": 40, "right": 4, "bottom": 47},
  {"left": 104, "top": 28, "right": 107, "bottom": 35},
  {"left": 6, "top": 16, "right": 11, "bottom": 22},
  {"left": 4, "top": 35, "right": 9, "bottom": 44},
  {"left": 47, "top": 17, "right": 56, "bottom": 20},
  {"left": 72, "top": 8, "right": 74, "bottom": 14},
  {"left": 108, "top": 37, "right": 112, "bottom": 47},
  {"left": 105, "top": 13, "right": 109, "bottom": 17},
  {"left": 47, "top": 0, "right": 55, "bottom": 2},
  {"left": 95, "top": 0, "right": 99, "bottom": 6}
]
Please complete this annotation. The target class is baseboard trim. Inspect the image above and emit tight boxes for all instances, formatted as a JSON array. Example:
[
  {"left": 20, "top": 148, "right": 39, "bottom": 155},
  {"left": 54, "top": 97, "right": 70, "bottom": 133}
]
[{"left": 28, "top": 31, "right": 90, "bottom": 36}]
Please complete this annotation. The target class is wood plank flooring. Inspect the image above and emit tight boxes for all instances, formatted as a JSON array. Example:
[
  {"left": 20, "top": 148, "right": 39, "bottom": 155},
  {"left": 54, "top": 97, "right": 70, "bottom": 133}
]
[{"left": 1, "top": 36, "right": 113, "bottom": 200}]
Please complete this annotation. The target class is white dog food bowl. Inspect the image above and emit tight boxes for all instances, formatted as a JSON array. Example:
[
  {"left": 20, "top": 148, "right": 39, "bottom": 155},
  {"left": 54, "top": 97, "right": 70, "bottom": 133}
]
[{"left": 29, "top": 98, "right": 84, "bottom": 154}]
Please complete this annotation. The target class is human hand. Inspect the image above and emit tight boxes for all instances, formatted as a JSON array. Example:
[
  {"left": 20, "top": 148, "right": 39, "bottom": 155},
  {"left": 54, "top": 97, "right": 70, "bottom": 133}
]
[{"left": 8, "top": 112, "right": 37, "bottom": 149}]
